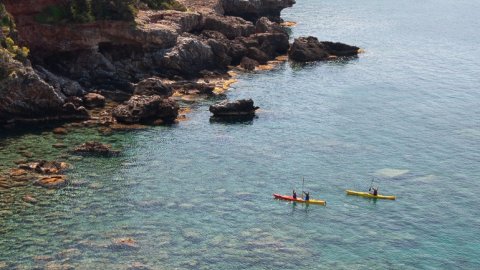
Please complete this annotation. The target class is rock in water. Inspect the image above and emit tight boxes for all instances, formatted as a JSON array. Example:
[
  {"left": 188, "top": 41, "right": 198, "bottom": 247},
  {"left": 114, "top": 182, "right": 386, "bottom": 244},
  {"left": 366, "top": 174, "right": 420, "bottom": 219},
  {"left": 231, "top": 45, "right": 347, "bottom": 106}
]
[
  {"left": 209, "top": 99, "right": 259, "bottom": 117},
  {"left": 34, "top": 175, "right": 68, "bottom": 189},
  {"left": 18, "top": 160, "right": 70, "bottom": 174},
  {"left": 288, "top": 36, "right": 360, "bottom": 62},
  {"left": 112, "top": 95, "right": 179, "bottom": 124},
  {"left": 72, "top": 141, "right": 120, "bottom": 157}
]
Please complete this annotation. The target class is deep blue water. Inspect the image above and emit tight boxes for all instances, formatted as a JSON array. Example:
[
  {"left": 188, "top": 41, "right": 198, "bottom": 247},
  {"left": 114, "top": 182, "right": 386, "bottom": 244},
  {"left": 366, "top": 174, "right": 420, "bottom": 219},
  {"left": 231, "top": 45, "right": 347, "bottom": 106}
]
[{"left": 1, "top": 0, "right": 479, "bottom": 269}]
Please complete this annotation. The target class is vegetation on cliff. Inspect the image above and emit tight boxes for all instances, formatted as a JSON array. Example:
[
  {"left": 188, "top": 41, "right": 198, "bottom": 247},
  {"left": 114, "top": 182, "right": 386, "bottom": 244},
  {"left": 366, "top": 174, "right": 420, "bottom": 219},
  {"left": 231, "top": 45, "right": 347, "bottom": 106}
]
[
  {"left": 35, "top": 0, "right": 186, "bottom": 24},
  {"left": 1, "top": 4, "right": 29, "bottom": 80}
]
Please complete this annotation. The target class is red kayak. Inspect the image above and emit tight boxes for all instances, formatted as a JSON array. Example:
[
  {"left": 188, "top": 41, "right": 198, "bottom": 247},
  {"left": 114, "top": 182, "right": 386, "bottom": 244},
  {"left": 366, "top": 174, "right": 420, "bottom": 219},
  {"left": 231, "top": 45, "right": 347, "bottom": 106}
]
[{"left": 273, "top": 194, "right": 326, "bottom": 205}]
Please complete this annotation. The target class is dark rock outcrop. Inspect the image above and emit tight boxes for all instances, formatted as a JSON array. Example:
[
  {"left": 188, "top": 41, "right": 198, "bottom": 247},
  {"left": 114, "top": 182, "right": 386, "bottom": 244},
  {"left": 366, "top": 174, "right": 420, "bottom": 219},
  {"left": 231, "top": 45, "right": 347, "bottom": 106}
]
[
  {"left": 112, "top": 95, "right": 179, "bottom": 124},
  {"left": 72, "top": 141, "right": 120, "bottom": 157},
  {"left": 0, "top": 50, "right": 90, "bottom": 126},
  {"left": 134, "top": 77, "right": 173, "bottom": 97},
  {"left": 209, "top": 99, "right": 259, "bottom": 116},
  {"left": 288, "top": 36, "right": 360, "bottom": 62},
  {"left": 222, "top": 0, "right": 296, "bottom": 22},
  {"left": 204, "top": 14, "right": 255, "bottom": 39}
]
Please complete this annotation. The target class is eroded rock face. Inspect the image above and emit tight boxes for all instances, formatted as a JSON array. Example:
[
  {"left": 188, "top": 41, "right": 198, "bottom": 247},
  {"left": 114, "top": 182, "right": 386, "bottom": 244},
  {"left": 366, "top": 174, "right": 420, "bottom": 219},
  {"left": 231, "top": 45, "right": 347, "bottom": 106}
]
[
  {"left": 209, "top": 98, "right": 259, "bottom": 116},
  {"left": 288, "top": 36, "right": 360, "bottom": 62},
  {"left": 204, "top": 14, "right": 255, "bottom": 39},
  {"left": 0, "top": 50, "right": 89, "bottom": 125},
  {"left": 161, "top": 36, "right": 216, "bottom": 76},
  {"left": 222, "top": 0, "right": 296, "bottom": 22},
  {"left": 83, "top": 93, "right": 106, "bottom": 108},
  {"left": 112, "top": 95, "right": 179, "bottom": 124}
]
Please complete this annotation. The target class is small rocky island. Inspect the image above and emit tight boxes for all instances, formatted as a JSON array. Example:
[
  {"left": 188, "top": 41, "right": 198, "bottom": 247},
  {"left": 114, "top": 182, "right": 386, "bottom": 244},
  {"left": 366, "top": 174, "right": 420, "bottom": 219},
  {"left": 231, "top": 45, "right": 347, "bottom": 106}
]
[
  {"left": 210, "top": 98, "right": 259, "bottom": 120},
  {"left": 0, "top": 0, "right": 360, "bottom": 129}
]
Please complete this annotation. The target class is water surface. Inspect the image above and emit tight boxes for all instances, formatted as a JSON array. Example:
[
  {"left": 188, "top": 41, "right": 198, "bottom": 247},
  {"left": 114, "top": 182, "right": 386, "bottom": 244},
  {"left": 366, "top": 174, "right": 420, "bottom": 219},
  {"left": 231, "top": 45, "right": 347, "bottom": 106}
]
[{"left": 1, "top": 0, "right": 479, "bottom": 269}]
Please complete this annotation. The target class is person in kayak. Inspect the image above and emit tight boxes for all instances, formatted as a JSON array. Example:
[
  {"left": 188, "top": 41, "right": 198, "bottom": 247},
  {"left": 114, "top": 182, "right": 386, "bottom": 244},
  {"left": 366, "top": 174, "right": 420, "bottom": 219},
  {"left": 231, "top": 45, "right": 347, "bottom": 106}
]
[
  {"left": 293, "top": 190, "right": 297, "bottom": 199},
  {"left": 370, "top": 187, "right": 378, "bottom": 196},
  {"left": 303, "top": 191, "right": 310, "bottom": 201}
]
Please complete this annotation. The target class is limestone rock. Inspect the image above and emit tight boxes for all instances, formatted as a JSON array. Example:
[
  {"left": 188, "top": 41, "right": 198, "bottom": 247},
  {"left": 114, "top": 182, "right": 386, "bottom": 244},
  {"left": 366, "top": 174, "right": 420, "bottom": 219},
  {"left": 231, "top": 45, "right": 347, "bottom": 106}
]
[
  {"left": 134, "top": 77, "right": 173, "bottom": 97},
  {"left": 112, "top": 95, "right": 179, "bottom": 124}
]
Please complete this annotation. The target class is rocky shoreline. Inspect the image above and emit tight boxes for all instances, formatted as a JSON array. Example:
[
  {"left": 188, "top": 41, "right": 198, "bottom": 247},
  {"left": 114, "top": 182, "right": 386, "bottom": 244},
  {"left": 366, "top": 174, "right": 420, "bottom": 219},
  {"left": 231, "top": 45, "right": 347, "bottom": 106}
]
[
  {"left": 0, "top": 0, "right": 360, "bottom": 193},
  {"left": 0, "top": 0, "right": 360, "bottom": 130}
]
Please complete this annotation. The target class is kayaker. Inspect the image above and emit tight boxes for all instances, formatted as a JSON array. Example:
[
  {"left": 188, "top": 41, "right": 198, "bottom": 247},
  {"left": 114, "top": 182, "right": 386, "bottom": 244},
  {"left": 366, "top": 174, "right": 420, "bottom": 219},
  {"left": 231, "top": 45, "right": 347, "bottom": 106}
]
[
  {"left": 293, "top": 190, "right": 297, "bottom": 199},
  {"left": 371, "top": 187, "right": 378, "bottom": 196},
  {"left": 303, "top": 191, "right": 310, "bottom": 201}
]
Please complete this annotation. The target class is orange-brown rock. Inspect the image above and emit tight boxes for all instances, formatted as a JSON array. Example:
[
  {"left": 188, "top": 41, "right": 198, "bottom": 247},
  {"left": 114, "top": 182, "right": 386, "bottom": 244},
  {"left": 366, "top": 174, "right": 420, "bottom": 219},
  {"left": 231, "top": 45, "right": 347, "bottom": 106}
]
[
  {"left": 109, "top": 238, "right": 140, "bottom": 250},
  {"left": 34, "top": 175, "right": 68, "bottom": 189}
]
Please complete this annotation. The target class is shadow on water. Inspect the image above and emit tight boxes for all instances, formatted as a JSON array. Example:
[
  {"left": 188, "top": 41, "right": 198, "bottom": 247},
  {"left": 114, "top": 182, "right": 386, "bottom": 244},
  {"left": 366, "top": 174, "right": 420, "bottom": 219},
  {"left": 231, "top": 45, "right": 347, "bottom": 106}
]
[
  {"left": 288, "top": 56, "right": 359, "bottom": 71},
  {"left": 0, "top": 121, "right": 81, "bottom": 141},
  {"left": 209, "top": 115, "right": 258, "bottom": 125}
]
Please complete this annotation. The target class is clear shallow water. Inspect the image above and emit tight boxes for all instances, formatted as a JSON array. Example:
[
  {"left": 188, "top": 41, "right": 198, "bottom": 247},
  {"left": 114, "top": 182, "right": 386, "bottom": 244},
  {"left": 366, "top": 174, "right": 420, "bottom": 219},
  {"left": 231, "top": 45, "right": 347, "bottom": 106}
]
[{"left": 1, "top": 0, "right": 480, "bottom": 269}]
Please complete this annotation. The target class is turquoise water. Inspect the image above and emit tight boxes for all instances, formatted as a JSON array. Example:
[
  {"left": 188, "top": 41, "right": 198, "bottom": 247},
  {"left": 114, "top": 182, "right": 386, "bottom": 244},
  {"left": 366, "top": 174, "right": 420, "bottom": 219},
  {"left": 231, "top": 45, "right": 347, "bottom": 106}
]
[{"left": 1, "top": 0, "right": 480, "bottom": 268}]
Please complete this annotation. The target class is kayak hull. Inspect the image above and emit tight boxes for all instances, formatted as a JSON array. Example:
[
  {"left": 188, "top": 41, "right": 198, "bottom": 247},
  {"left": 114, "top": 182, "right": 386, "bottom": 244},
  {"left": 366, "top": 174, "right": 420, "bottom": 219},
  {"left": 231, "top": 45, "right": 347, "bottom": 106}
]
[
  {"left": 345, "top": 190, "right": 396, "bottom": 200},
  {"left": 273, "top": 194, "right": 326, "bottom": 205}
]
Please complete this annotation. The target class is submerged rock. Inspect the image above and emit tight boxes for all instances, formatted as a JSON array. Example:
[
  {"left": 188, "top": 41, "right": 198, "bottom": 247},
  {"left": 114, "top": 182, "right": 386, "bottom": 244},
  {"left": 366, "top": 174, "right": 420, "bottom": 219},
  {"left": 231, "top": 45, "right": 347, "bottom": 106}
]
[
  {"left": 34, "top": 175, "right": 68, "bottom": 189},
  {"left": 209, "top": 99, "right": 259, "bottom": 117},
  {"left": 288, "top": 36, "right": 360, "bottom": 62},
  {"left": 72, "top": 141, "right": 120, "bottom": 157},
  {"left": 22, "top": 195, "right": 38, "bottom": 204},
  {"left": 109, "top": 238, "right": 140, "bottom": 250},
  {"left": 18, "top": 160, "right": 70, "bottom": 175}
]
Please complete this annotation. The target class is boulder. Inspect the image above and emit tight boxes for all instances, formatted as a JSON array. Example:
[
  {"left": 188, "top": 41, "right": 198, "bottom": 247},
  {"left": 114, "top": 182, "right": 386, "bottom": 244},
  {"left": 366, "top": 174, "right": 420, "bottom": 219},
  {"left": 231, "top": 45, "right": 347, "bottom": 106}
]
[
  {"left": 83, "top": 93, "right": 106, "bottom": 108},
  {"left": 34, "top": 175, "right": 68, "bottom": 189},
  {"left": 209, "top": 99, "right": 259, "bottom": 117},
  {"left": 72, "top": 141, "right": 120, "bottom": 157},
  {"left": 134, "top": 77, "right": 173, "bottom": 97},
  {"left": 288, "top": 36, "right": 359, "bottom": 62},
  {"left": 112, "top": 95, "right": 179, "bottom": 124},
  {"left": 240, "top": 57, "right": 259, "bottom": 71}
]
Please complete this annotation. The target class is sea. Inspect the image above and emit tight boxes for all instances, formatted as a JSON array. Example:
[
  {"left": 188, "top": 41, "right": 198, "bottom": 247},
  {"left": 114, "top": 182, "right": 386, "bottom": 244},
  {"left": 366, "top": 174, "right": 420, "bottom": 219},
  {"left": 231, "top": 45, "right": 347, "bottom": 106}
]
[{"left": 0, "top": 0, "right": 479, "bottom": 269}]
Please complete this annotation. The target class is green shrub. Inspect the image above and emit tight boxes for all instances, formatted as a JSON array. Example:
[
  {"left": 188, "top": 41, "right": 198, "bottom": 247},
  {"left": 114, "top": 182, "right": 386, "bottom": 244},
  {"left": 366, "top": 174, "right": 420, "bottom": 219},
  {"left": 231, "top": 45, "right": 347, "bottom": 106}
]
[
  {"left": 34, "top": 5, "right": 70, "bottom": 24},
  {"left": 142, "top": 0, "right": 187, "bottom": 11}
]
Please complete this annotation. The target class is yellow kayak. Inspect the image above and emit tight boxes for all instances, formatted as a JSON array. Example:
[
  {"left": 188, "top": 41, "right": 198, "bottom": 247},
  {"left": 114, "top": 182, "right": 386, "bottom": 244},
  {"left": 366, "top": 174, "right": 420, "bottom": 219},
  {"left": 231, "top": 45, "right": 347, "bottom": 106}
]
[{"left": 345, "top": 190, "right": 396, "bottom": 200}]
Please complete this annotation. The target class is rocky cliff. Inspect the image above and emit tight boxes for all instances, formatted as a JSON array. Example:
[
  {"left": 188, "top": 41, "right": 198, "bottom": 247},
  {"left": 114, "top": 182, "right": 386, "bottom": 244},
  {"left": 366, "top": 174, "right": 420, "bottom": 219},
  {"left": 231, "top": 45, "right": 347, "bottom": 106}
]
[
  {"left": 0, "top": 0, "right": 295, "bottom": 127},
  {"left": 1, "top": 0, "right": 359, "bottom": 128}
]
